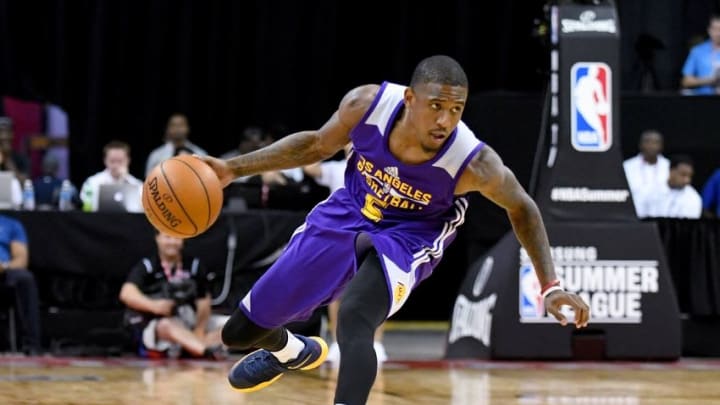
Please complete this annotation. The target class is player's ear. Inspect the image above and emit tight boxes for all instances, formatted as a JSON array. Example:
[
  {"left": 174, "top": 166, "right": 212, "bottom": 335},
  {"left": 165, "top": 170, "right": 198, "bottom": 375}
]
[{"left": 404, "top": 87, "right": 415, "bottom": 107}]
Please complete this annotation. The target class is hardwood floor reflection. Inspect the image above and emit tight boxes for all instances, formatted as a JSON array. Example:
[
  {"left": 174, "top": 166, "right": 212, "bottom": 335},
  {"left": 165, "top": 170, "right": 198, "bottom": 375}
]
[{"left": 0, "top": 357, "right": 718, "bottom": 404}]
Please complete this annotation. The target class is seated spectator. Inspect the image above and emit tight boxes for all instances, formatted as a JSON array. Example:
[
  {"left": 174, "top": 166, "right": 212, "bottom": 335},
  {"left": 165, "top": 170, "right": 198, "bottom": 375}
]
[
  {"left": 303, "top": 143, "right": 352, "bottom": 195},
  {"left": 0, "top": 117, "right": 30, "bottom": 183},
  {"left": 33, "top": 154, "right": 80, "bottom": 210},
  {"left": 0, "top": 148, "right": 22, "bottom": 210},
  {"left": 119, "top": 231, "right": 228, "bottom": 360},
  {"left": 623, "top": 130, "right": 670, "bottom": 216},
  {"left": 220, "top": 126, "right": 269, "bottom": 159},
  {"left": 222, "top": 125, "right": 303, "bottom": 185},
  {"left": 79, "top": 141, "right": 142, "bottom": 212},
  {"left": 681, "top": 14, "right": 720, "bottom": 95},
  {"left": 145, "top": 114, "right": 207, "bottom": 177},
  {"left": 0, "top": 214, "right": 41, "bottom": 354},
  {"left": 701, "top": 168, "right": 720, "bottom": 217},
  {"left": 635, "top": 154, "right": 702, "bottom": 218}
]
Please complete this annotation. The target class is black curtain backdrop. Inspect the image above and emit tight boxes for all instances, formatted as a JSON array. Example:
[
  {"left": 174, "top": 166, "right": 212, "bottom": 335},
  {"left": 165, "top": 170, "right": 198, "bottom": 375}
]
[
  {"left": 2, "top": 1, "right": 719, "bottom": 195},
  {"left": 0, "top": 0, "right": 549, "bottom": 186}
]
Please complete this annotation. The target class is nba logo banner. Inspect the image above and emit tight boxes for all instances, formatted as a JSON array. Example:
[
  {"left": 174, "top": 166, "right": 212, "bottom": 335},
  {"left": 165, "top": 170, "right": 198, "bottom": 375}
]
[
  {"left": 571, "top": 62, "right": 612, "bottom": 152},
  {"left": 519, "top": 265, "right": 544, "bottom": 318}
]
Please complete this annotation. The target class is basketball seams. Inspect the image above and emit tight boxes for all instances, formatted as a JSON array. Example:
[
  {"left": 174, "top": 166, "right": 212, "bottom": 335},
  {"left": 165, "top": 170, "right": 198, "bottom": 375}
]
[
  {"left": 160, "top": 161, "right": 200, "bottom": 233},
  {"left": 172, "top": 158, "right": 215, "bottom": 229},
  {"left": 142, "top": 182, "right": 194, "bottom": 237}
]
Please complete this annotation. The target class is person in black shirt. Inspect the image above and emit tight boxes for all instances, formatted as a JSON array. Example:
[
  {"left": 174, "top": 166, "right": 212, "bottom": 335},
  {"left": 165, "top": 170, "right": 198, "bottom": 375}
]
[{"left": 119, "top": 231, "right": 228, "bottom": 359}]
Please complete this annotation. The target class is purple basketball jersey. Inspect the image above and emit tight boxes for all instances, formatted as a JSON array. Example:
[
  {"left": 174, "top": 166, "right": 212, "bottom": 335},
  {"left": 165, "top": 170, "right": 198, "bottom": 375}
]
[
  {"left": 345, "top": 81, "right": 483, "bottom": 224},
  {"left": 239, "top": 82, "right": 484, "bottom": 327}
]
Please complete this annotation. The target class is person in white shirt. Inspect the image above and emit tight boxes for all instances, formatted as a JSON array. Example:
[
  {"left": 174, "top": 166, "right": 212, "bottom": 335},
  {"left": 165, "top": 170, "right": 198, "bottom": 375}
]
[
  {"left": 145, "top": 114, "right": 207, "bottom": 177},
  {"left": 623, "top": 130, "right": 670, "bottom": 216},
  {"left": 80, "top": 141, "right": 143, "bottom": 212},
  {"left": 303, "top": 154, "right": 348, "bottom": 195},
  {"left": 0, "top": 148, "right": 22, "bottom": 209},
  {"left": 636, "top": 154, "right": 702, "bottom": 219}
]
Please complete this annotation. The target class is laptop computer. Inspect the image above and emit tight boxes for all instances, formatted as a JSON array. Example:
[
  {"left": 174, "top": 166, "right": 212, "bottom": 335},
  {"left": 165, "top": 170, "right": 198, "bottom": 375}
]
[
  {"left": 0, "top": 172, "right": 16, "bottom": 210},
  {"left": 97, "top": 183, "right": 143, "bottom": 213}
]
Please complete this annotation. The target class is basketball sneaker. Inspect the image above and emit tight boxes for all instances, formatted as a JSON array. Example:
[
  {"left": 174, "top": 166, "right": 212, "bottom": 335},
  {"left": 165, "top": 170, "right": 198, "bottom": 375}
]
[{"left": 228, "top": 335, "right": 328, "bottom": 392}]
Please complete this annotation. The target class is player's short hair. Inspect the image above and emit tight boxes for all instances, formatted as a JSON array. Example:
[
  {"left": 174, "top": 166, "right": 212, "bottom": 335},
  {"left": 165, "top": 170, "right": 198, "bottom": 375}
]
[
  {"left": 709, "top": 14, "right": 720, "bottom": 25},
  {"left": 670, "top": 154, "right": 693, "bottom": 169},
  {"left": 410, "top": 55, "right": 468, "bottom": 89}
]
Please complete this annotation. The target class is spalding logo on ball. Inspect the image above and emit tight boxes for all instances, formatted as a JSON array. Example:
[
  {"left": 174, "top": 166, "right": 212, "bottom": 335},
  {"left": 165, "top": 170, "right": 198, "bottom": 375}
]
[{"left": 142, "top": 155, "right": 223, "bottom": 238}]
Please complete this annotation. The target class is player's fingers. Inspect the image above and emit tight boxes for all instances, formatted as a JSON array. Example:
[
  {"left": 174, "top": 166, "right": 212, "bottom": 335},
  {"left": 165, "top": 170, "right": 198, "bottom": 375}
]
[
  {"left": 547, "top": 306, "right": 567, "bottom": 326},
  {"left": 571, "top": 296, "right": 590, "bottom": 327},
  {"left": 192, "top": 155, "right": 214, "bottom": 166}
]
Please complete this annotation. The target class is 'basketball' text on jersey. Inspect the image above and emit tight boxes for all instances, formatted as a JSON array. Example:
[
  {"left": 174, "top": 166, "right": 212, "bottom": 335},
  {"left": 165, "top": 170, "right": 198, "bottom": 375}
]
[{"left": 356, "top": 154, "right": 433, "bottom": 214}]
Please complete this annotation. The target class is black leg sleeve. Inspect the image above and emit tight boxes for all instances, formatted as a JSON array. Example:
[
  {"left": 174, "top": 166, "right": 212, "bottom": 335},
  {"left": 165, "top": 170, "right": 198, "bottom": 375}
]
[
  {"left": 334, "top": 249, "right": 390, "bottom": 405},
  {"left": 221, "top": 308, "right": 288, "bottom": 352}
]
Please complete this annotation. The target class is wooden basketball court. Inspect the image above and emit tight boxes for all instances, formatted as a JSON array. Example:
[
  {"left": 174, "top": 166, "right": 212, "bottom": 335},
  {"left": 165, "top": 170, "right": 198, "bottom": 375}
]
[{"left": 0, "top": 356, "right": 719, "bottom": 404}]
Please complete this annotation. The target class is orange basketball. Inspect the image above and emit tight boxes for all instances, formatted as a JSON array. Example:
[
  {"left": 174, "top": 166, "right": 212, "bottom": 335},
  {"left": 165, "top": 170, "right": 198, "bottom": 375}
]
[{"left": 142, "top": 155, "right": 223, "bottom": 238}]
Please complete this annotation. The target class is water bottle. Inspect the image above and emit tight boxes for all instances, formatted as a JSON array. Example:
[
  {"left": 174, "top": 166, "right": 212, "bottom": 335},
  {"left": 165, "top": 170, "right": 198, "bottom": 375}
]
[
  {"left": 21, "top": 179, "right": 35, "bottom": 211},
  {"left": 58, "top": 180, "right": 73, "bottom": 211}
]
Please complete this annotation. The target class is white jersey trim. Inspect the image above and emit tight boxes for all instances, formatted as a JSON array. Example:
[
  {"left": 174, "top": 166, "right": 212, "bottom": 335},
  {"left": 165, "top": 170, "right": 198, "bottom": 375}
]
[
  {"left": 410, "top": 198, "right": 469, "bottom": 272},
  {"left": 432, "top": 121, "right": 481, "bottom": 178},
  {"left": 365, "top": 83, "right": 406, "bottom": 137}
]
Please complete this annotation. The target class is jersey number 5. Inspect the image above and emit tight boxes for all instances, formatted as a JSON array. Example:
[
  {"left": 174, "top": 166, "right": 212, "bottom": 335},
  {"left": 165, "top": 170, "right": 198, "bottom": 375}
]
[{"left": 361, "top": 193, "right": 387, "bottom": 222}]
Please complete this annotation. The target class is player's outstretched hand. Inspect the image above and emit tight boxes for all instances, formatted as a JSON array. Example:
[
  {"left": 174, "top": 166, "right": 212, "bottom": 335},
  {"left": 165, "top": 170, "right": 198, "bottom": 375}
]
[
  {"left": 544, "top": 291, "right": 590, "bottom": 328},
  {"left": 195, "top": 155, "right": 235, "bottom": 188}
]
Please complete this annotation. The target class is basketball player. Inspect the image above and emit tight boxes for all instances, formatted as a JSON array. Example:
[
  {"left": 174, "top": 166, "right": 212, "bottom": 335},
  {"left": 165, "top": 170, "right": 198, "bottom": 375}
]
[{"left": 200, "top": 55, "right": 591, "bottom": 405}]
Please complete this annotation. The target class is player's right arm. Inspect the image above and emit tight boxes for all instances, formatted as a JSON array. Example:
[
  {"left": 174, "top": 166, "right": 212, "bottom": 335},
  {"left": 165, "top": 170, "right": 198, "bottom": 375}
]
[
  {"left": 456, "top": 146, "right": 590, "bottom": 328},
  {"left": 200, "top": 85, "right": 379, "bottom": 187}
]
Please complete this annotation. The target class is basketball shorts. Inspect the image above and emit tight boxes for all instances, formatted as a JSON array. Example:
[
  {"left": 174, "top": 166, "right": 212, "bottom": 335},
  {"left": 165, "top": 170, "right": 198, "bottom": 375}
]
[{"left": 239, "top": 189, "right": 468, "bottom": 329}]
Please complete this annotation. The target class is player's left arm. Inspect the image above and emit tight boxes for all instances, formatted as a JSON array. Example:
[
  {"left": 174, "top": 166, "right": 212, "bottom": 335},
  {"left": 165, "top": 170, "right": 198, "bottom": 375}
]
[{"left": 456, "top": 146, "right": 590, "bottom": 328}]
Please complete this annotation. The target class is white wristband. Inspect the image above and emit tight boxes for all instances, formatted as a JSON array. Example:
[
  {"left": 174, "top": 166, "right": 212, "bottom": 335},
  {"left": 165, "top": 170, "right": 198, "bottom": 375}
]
[{"left": 542, "top": 285, "right": 564, "bottom": 299}]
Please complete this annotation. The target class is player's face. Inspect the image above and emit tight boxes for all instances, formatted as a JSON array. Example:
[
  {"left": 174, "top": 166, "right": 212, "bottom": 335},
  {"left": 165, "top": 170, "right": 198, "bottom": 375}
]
[
  {"left": 104, "top": 148, "right": 130, "bottom": 178},
  {"left": 668, "top": 163, "right": 693, "bottom": 189},
  {"left": 406, "top": 83, "right": 467, "bottom": 153},
  {"left": 156, "top": 232, "right": 184, "bottom": 257}
]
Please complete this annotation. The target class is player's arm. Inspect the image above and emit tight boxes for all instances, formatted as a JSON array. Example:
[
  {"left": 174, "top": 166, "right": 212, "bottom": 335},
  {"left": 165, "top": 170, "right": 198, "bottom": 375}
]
[
  {"left": 456, "top": 146, "right": 590, "bottom": 328},
  {"left": 199, "top": 85, "right": 379, "bottom": 187}
]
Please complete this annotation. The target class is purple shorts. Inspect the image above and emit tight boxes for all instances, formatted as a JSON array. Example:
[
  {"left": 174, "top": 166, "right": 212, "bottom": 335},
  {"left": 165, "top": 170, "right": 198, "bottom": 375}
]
[{"left": 239, "top": 189, "right": 468, "bottom": 329}]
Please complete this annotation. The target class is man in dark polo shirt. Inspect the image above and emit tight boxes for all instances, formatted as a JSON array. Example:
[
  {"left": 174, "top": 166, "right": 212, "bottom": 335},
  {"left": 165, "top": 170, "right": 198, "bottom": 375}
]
[{"left": 119, "top": 231, "right": 228, "bottom": 359}]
